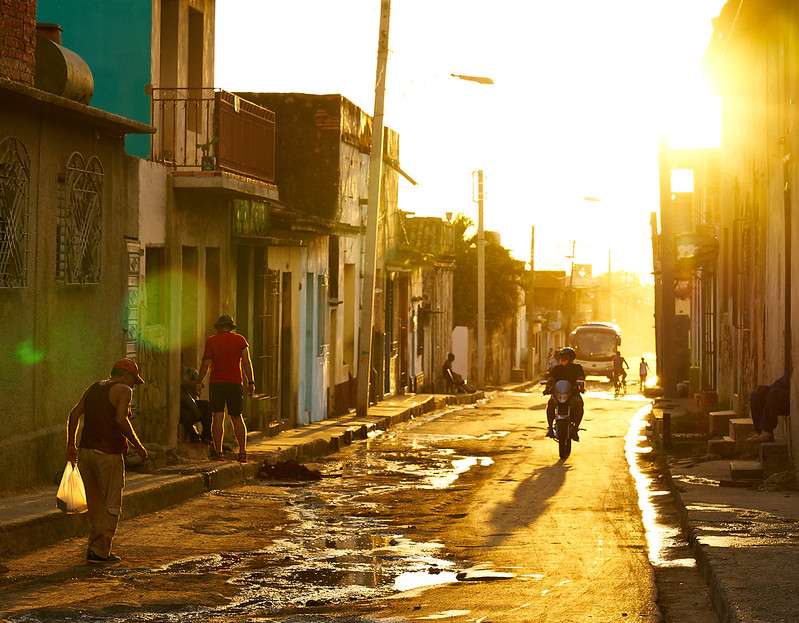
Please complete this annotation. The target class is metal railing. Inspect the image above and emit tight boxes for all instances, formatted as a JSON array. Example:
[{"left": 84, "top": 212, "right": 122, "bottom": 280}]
[{"left": 150, "top": 88, "right": 275, "bottom": 183}]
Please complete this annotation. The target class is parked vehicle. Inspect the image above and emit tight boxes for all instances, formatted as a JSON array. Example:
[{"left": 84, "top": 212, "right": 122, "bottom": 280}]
[{"left": 570, "top": 322, "right": 622, "bottom": 379}]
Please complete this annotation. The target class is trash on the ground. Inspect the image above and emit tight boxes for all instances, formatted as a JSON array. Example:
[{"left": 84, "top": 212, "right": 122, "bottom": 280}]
[
  {"left": 258, "top": 459, "right": 322, "bottom": 481},
  {"left": 758, "top": 470, "right": 798, "bottom": 492}
]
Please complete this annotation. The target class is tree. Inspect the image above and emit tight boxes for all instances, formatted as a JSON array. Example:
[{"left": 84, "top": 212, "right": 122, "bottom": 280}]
[{"left": 451, "top": 213, "right": 525, "bottom": 330}]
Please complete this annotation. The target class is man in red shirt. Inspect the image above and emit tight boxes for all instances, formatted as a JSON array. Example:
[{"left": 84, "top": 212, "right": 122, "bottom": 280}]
[
  {"left": 197, "top": 315, "right": 255, "bottom": 462},
  {"left": 66, "top": 358, "right": 148, "bottom": 564}
]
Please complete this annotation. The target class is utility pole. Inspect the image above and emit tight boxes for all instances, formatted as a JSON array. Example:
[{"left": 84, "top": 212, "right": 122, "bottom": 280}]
[
  {"left": 356, "top": 0, "right": 391, "bottom": 417},
  {"left": 476, "top": 170, "right": 485, "bottom": 388},
  {"left": 527, "top": 226, "right": 535, "bottom": 379},
  {"left": 565, "top": 240, "right": 576, "bottom": 335},
  {"left": 658, "top": 134, "right": 678, "bottom": 398},
  {"left": 608, "top": 251, "right": 612, "bottom": 321},
  {"left": 451, "top": 75, "right": 493, "bottom": 388}
]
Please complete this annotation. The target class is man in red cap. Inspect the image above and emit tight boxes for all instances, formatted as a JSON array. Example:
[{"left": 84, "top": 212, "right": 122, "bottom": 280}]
[
  {"left": 66, "top": 358, "right": 148, "bottom": 564},
  {"left": 197, "top": 315, "right": 256, "bottom": 462}
]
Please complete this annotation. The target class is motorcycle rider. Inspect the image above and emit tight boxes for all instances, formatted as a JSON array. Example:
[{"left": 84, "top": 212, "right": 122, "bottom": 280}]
[{"left": 544, "top": 347, "right": 586, "bottom": 441}]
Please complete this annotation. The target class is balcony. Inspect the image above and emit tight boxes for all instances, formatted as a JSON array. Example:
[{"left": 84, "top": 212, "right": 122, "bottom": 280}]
[{"left": 150, "top": 88, "right": 275, "bottom": 184}]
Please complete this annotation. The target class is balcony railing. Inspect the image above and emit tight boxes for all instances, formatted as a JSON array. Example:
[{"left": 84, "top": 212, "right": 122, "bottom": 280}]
[{"left": 150, "top": 88, "right": 275, "bottom": 183}]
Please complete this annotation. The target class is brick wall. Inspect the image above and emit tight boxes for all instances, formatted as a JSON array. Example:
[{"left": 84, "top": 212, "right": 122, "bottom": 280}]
[{"left": 0, "top": 0, "right": 37, "bottom": 85}]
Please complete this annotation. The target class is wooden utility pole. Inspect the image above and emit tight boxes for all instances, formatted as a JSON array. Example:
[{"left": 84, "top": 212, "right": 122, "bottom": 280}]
[
  {"left": 356, "top": 0, "right": 391, "bottom": 417},
  {"left": 565, "top": 240, "right": 576, "bottom": 335},
  {"left": 477, "top": 170, "right": 485, "bottom": 388},
  {"left": 658, "top": 135, "right": 678, "bottom": 398},
  {"left": 527, "top": 226, "right": 535, "bottom": 379}
]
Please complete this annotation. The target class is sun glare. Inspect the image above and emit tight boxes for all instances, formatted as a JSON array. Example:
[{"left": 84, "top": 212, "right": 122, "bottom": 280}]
[
  {"left": 662, "top": 90, "right": 722, "bottom": 149},
  {"left": 215, "top": 0, "right": 727, "bottom": 284}
]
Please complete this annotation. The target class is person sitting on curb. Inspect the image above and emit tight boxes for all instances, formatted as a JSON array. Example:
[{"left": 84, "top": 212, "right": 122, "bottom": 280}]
[
  {"left": 746, "top": 372, "right": 789, "bottom": 442},
  {"left": 443, "top": 352, "right": 467, "bottom": 393},
  {"left": 179, "top": 355, "right": 212, "bottom": 444}
]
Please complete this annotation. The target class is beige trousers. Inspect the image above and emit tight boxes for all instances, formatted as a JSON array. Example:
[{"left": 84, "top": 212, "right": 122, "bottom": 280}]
[{"left": 78, "top": 448, "right": 125, "bottom": 558}]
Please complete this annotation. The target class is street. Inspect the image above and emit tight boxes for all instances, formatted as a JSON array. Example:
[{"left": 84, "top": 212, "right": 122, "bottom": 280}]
[{"left": 0, "top": 385, "right": 718, "bottom": 622}]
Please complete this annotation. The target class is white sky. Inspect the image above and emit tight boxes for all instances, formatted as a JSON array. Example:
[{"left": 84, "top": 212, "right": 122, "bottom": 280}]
[{"left": 216, "top": 0, "right": 726, "bottom": 282}]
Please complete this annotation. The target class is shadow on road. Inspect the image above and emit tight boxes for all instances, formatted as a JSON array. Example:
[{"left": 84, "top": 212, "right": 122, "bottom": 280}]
[{"left": 483, "top": 460, "right": 571, "bottom": 549}]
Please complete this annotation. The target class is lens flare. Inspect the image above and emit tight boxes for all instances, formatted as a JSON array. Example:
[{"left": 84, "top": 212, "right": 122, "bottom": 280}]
[
  {"left": 121, "top": 267, "right": 210, "bottom": 350},
  {"left": 15, "top": 339, "right": 45, "bottom": 365}
]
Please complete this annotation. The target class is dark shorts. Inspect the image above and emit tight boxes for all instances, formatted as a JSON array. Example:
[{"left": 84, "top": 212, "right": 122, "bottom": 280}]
[{"left": 209, "top": 382, "right": 244, "bottom": 417}]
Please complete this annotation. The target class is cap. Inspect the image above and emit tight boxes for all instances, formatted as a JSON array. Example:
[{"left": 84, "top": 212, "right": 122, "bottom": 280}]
[
  {"left": 113, "top": 358, "right": 144, "bottom": 384},
  {"left": 215, "top": 314, "right": 236, "bottom": 329}
]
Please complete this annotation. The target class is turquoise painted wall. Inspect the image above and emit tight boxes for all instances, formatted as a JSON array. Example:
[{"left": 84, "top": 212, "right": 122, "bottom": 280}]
[{"left": 36, "top": 1, "right": 152, "bottom": 157}]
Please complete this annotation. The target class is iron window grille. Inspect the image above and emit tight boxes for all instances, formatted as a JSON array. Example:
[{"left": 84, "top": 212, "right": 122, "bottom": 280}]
[
  {"left": 57, "top": 153, "right": 103, "bottom": 284},
  {"left": 0, "top": 137, "right": 31, "bottom": 288}
]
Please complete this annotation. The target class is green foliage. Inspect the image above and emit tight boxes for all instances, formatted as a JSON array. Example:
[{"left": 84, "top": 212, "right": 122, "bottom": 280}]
[{"left": 451, "top": 213, "right": 525, "bottom": 330}]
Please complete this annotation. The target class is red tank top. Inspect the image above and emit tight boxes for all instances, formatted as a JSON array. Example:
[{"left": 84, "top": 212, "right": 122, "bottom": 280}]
[{"left": 79, "top": 382, "right": 129, "bottom": 454}]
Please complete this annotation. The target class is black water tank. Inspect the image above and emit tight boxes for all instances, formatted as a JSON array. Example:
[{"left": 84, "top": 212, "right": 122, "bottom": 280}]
[{"left": 34, "top": 24, "right": 94, "bottom": 105}]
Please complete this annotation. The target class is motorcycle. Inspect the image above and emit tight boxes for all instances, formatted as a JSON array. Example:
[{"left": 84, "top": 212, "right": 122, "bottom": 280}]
[{"left": 544, "top": 379, "right": 584, "bottom": 459}]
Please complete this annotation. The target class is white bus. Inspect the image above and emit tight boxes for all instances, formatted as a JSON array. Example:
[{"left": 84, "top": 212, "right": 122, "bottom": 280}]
[{"left": 569, "top": 322, "right": 622, "bottom": 379}]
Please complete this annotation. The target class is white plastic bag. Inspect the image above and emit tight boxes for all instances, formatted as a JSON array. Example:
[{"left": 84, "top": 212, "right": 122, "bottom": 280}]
[{"left": 56, "top": 462, "right": 88, "bottom": 514}]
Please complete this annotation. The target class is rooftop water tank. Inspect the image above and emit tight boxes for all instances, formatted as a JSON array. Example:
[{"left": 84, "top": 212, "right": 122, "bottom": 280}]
[{"left": 34, "top": 23, "right": 94, "bottom": 105}]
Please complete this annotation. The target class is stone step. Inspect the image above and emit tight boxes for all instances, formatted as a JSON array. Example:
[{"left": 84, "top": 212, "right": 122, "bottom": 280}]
[
  {"left": 707, "top": 436, "right": 736, "bottom": 457},
  {"left": 775, "top": 415, "right": 790, "bottom": 441},
  {"left": 708, "top": 410, "right": 736, "bottom": 436},
  {"left": 730, "top": 460, "right": 764, "bottom": 480},
  {"left": 729, "top": 418, "right": 755, "bottom": 441},
  {"left": 760, "top": 441, "right": 791, "bottom": 477}
]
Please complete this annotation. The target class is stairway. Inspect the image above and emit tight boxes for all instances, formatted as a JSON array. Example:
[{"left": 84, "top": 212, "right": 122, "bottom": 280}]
[{"left": 706, "top": 410, "right": 791, "bottom": 484}]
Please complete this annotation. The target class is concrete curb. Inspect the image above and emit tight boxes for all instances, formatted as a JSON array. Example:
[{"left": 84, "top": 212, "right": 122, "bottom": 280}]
[{"left": 658, "top": 464, "right": 740, "bottom": 623}]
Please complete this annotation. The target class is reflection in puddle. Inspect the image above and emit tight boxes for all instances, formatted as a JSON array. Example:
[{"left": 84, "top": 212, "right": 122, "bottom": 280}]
[
  {"left": 428, "top": 456, "right": 494, "bottom": 489},
  {"left": 394, "top": 570, "right": 459, "bottom": 591},
  {"left": 625, "top": 405, "right": 694, "bottom": 569}
]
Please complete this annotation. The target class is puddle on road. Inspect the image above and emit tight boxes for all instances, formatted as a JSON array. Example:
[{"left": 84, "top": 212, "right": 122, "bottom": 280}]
[
  {"left": 626, "top": 405, "right": 697, "bottom": 568},
  {"left": 9, "top": 401, "right": 701, "bottom": 623},
  {"left": 394, "top": 569, "right": 459, "bottom": 591}
]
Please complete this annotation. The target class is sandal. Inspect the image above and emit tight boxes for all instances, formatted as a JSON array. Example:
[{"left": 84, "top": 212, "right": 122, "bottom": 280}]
[{"left": 237, "top": 453, "right": 247, "bottom": 463}]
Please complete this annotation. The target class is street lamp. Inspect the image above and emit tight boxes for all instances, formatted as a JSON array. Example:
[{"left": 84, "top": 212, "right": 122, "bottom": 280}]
[
  {"left": 452, "top": 73, "right": 494, "bottom": 389},
  {"left": 356, "top": 0, "right": 391, "bottom": 417},
  {"left": 450, "top": 73, "right": 495, "bottom": 85}
]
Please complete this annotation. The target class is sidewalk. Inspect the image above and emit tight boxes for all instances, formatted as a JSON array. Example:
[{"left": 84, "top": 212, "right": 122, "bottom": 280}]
[
  {"left": 651, "top": 397, "right": 799, "bottom": 623},
  {"left": 0, "top": 389, "right": 495, "bottom": 561}
]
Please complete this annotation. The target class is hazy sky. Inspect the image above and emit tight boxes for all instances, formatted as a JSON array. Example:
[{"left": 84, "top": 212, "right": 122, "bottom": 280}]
[{"left": 216, "top": 0, "right": 726, "bottom": 281}]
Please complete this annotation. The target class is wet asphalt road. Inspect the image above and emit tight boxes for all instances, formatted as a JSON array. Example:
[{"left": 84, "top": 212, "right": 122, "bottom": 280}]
[{"left": 0, "top": 385, "right": 718, "bottom": 622}]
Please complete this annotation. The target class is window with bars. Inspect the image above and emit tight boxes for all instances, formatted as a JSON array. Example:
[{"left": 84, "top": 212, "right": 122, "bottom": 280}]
[
  {"left": 56, "top": 152, "right": 103, "bottom": 284},
  {"left": 0, "top": 137, "right": 31, "bottom": 288}
]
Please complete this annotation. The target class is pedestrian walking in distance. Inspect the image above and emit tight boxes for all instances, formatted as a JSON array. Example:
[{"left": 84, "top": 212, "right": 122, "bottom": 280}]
[
  {"left": 65, "top": 358, "right": 148, "bottom": 564},
  {"left": 197, "top": 315, "right": 256, "bottom": 463},
  {"left": 639, "top": 357, "right": 650, "bottom": 390}
]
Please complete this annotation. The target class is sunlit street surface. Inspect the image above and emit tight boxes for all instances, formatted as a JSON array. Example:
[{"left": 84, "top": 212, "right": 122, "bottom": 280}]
[{"left": 0, "top": 384, "right": 717, "bottom": 622}]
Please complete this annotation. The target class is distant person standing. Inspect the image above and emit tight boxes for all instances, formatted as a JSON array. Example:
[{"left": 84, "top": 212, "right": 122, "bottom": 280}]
[
  {"left": 66, "top": 358, "right": 148, "bottom": 564},
  {"left": 197, "top": 315, "right": 256, "bottom": 463},
  {"left": 638, "top": 357, "right": 650, "bottom": 390}
]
